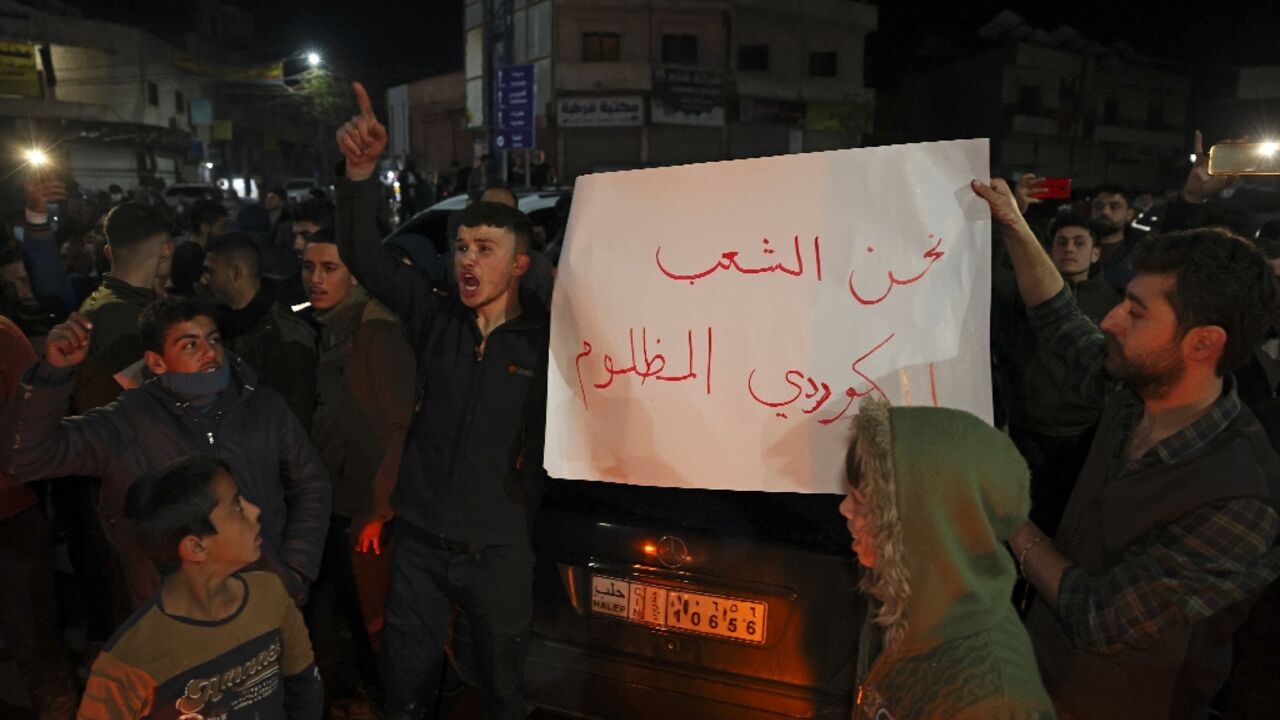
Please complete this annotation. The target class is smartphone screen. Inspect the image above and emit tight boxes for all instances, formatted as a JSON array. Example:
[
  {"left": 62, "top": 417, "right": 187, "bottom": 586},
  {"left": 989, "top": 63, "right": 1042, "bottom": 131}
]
[{"left": 1207, "top": 143, "right": 1280, "bottom": 176}]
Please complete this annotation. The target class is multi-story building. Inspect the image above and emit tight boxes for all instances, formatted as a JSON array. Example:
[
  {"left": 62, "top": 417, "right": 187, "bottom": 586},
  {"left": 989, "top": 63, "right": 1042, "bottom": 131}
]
[
  {"left": 893, "top": 10, "right": 1189, "bottom": 191},
  {"left": 0, "top": 0, "right": 318, "bottom": 196},
  {"left": 0, "top": 1, "right": 221, "bottom": 192},
  {"left": 387, "top": 71, "right": 470, "bottom": 182},
  {"left": 437, "top": 0, "right": 877, "bottom": 183}
]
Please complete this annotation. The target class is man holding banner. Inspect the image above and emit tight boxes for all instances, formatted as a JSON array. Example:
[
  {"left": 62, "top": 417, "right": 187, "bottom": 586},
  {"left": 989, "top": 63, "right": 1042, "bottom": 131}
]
[
  {"left": 336, "top": 82, "right": 548, "bottom": 720},
  {"left": 974, "top": 178, "right": 1280, "bottom": 719}
]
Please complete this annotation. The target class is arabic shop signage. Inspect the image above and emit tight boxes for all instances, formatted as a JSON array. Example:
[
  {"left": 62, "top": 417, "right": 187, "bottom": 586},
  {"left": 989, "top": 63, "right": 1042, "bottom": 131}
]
[
  {"left": 0, "top": 41, "right": 40, "bottom": 98},
  {"left": 557, "top": 96, "right": 644, "bottom": 128},
  {"left": 651, "top": 66, "right": 724, "bottom": 127}
]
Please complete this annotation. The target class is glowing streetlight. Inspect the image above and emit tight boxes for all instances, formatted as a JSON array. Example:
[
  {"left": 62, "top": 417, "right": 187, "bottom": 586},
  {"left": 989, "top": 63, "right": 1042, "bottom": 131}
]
[
  {"left": 306, "top": 52, "right": 322, "bottom": 68},
  {"left": 24, "top": 148, "right": 48, "bottom": 166}
]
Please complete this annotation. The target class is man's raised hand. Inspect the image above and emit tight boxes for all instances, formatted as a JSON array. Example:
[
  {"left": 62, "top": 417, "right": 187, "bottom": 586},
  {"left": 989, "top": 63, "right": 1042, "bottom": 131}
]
[
  {"left": 1013, "top": 173, "right": 1043, "bottom": 216},
  {"left": 971, "top": 178, "right": 1029, "bottom": 231},
  {"left": 336, "top": 82, "right": 388, "bottom": 182},
  {"left": 1183, "top": 130, "right": 1237, "bottom": 204},
  {"left": 44, "top": 312, "right": 93, "bottom": 368},
  {"left": 24, "top": 176, "right": 68, "bottom": 216}
]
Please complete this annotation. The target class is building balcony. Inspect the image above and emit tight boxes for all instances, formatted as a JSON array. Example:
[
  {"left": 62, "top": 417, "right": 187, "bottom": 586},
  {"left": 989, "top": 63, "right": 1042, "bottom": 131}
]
[
  {"left": 1009, "top": 113, "right": 1058, "bottom": 136},
  {"left": 733, "top": 75, "right": 873, "bottom": 104},
  {"left": 1093, "top": 123, "right": 1182, "bottom": 148},
  {"left": 556, "top": 62, "right": 654, "bottom": 92},
  {"left": 0, "top": 96, "right": 122, "bottom": 123}
]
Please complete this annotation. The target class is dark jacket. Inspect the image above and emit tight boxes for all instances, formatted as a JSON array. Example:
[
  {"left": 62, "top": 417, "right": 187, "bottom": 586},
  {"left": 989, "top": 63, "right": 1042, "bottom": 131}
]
[
  {"left": 337, "top": 175, "right": 548, "bottom": 546},
  {"left": 1028, "top": 396, "right": 1280, "bottom": 719},
  {"left": 0, "top": 316, "right": 38, "bottom": 521},
  {"left": 311, "top": 287, "right": 415, "bottom": 521},
  {"left": 223, "top": 291, "right": 318, "bottom": 430},
  {"left": 73, "top": 274, "right": 156, "bottom": 413},
  {"left": 6, "top": 353, "right": 330, "bottom": 604},
  {"left": 1010, "top": 274, "right": 1121, "bottom": 436}
]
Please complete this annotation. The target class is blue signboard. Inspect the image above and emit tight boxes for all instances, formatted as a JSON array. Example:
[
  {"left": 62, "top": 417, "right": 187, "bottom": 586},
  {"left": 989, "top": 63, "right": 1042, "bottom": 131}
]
[
  {"left": 496, "top": 64, "right": 534, "bottom": 150},
  {"left": 494, "top": 128, "right": 533, "bottom": 151}
]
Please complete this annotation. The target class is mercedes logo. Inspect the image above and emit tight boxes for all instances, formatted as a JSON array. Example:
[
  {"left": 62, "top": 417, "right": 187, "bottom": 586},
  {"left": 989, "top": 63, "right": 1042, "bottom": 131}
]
[{"left": 657, "top": 536, "right": 688, "bottom": 568}]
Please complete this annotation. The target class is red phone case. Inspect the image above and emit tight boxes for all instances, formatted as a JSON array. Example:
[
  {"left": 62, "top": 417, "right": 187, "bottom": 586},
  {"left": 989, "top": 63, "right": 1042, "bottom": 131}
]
[{"left": 1029, "top": 177, "right": 1071, "bottom": 199}]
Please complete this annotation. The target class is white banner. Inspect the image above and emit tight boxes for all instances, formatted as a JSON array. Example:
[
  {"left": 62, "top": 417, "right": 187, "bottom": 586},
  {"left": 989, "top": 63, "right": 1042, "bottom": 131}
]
[{"left": 546, "top": 139, "right": 993, "bottom": 493}]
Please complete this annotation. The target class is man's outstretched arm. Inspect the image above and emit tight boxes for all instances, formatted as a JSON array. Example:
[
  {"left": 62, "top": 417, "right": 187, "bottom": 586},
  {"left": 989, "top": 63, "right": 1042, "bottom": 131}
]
[
  {"left": 335, "top": 82, "right": 440, "bottom": 335},
  {"left": 971, "top": 177, "right": 1065, "bottom": 307}
]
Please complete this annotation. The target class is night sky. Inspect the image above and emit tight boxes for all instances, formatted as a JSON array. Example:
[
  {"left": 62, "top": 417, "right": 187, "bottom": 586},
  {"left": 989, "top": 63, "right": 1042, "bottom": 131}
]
[
  {"left": 58, "top": 0, "right": 464, "bottom": 87},
  {"left": 55, "top": 0, "right": 1280, "bottom": 91}
]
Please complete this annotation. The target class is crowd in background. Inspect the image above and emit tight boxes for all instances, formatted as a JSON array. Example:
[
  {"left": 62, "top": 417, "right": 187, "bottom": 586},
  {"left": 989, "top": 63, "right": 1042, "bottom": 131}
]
[{"left": 1, "top": 121, "right": 1279, "bottom": 719}]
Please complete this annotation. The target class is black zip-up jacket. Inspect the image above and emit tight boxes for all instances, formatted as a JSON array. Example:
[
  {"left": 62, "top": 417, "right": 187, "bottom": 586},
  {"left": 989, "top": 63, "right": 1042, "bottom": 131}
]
[
  {"left": 337, "top": 176, "right": 548, "bottom": 546},
  {"left": 6, "top": 353, "right": 330, "bottom": 603}
]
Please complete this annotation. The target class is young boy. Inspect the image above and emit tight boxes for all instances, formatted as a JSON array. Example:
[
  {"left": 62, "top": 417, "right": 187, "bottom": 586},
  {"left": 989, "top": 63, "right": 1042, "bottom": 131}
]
[{"left": 78, "top": 456, "right": 323, "bottom": 719}]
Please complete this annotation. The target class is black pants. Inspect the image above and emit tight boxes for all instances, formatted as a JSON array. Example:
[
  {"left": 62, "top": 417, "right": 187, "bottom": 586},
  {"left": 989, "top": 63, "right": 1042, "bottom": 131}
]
[
  {"left": 1009, "top": 424, "right": 1095, "bottom": 538},
  {"left": 0, "top": 505, "right": 77, "bottom": 713},
  {"left": 305, "top": 514, "right": 384, "bottom": 703},
  {"left": 383, "top": 521, "right": 533, "bottom": 720}
]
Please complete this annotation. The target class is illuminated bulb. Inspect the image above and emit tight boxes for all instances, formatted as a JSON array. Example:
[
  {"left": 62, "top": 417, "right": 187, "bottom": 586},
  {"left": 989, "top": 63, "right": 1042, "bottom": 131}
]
[
  {"left": 643, "top": 543, "right": 658, "bottom": 556},
  {"left": 307, "top": 52, "right": 321, "bottom": 67},
  {"left": 24, "top": 148, "right": 47, "bottom": 166},
  {"left": 1259, "top": 141, "right": 1278, "bottom": 156}
]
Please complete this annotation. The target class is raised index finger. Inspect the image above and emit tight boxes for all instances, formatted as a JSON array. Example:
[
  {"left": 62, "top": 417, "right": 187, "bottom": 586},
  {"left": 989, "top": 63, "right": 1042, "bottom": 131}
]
[{"left": 352, "top": 82, "right": 376, "bottom": 122}]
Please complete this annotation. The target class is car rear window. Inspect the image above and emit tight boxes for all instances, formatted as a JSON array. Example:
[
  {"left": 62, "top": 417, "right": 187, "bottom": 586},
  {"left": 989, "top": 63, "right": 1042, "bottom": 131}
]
[{"left": 543, "top": 478, "right": 851, "bottom": 555}]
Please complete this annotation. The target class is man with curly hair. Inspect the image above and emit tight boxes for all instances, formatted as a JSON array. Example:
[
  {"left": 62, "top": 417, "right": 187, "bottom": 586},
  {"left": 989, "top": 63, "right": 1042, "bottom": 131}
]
[{"left": 973, "top": 178, "right": 1280, "bottom": 719}]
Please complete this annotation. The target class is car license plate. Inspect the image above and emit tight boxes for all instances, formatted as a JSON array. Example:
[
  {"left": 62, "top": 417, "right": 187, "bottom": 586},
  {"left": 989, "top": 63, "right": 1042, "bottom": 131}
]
[{"left": 590, "top": 575, "right": 767, "bottom": 644}]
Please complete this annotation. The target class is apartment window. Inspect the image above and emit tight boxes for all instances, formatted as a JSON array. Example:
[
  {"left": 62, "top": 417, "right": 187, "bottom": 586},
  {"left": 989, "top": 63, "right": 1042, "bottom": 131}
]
[
  {"left": 1146, "top": 101, "right": 1164, "bottom": 130},
  {"left": 808, "top": 51, "right": 837, "bottom": 77},
  {"left": 583, "top": 32, "right": 620, "bottom": 62},
  {"left": 1058, "top": 78, "right": 1077, "bottom": 103},
  {"left": 1016, "top": 85, "right": 1042, "bottom": 114},
  {"left": 662, "top": 34, "right": 698, "bottom": 65},
  {"left": 737, "top": 44, "right": 769, "bottom": 72},
  {"left": 147, "top": 81, "right": 159, "bottom": 107},
  {"left": 175, "top": 90, "right": 185, "bottom": 115}
]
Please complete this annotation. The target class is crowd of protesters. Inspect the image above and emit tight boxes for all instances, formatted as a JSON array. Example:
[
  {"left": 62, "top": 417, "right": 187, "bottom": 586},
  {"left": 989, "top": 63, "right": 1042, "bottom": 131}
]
[{"left": 1, "top": 79, "right": 1279, "bottom": 720}]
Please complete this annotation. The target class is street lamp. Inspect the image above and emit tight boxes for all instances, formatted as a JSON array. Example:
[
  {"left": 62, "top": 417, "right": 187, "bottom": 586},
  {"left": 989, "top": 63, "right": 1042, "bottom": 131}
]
[
  {"left": 24, "top": 148, "right": 48, "bottom": 166},
  {"left": 306, "top": 51, "right": 322, "bottom": 68}
]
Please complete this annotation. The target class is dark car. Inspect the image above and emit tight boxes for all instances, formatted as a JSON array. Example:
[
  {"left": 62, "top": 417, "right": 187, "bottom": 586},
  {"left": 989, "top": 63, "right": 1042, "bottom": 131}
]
[
  {"left": 390, "top": 189, "right": 570, "bottom": 255},
  {"left": 497, "top": 480, "right": 864, "bottom": 719}
]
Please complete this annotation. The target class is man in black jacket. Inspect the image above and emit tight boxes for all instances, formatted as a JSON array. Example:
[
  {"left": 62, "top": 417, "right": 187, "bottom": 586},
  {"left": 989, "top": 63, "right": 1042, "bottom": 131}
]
[
  {"left": 5, "top": 296, "right": 330, "bottom": 608},
  {"left": 203, "top": 232, "right": 318, "bottom": 429},
  {"left": 336, "top": 82, "right": 548, "bottom": 720}
]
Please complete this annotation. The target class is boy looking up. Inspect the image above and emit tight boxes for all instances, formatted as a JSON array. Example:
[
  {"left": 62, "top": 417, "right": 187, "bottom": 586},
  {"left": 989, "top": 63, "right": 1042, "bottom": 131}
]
[{"left": 79, "top": 456, "right": 322, "bottom": 719}]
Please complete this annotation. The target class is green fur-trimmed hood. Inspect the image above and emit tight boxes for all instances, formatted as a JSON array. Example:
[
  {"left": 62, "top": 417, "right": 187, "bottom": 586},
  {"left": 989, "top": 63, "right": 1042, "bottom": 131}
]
[{"left": 852, "top": 398, "right": 1031, "bottom": 653}]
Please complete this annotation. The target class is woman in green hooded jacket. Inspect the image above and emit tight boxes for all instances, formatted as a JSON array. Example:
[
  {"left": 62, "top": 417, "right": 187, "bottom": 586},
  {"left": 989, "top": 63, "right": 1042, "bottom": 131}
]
[{"left": 840, "top": 398, "right": 1056, "bottom": 719}]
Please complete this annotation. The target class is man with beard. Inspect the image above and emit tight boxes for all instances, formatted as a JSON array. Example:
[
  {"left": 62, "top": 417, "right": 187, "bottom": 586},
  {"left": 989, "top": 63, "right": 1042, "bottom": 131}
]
[
  {"left": 1089, "top": 182, "right": 1139, "bottom": 291},
  {"left": 973, "top": 178, "right": 1280, "bottom": 720}
]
